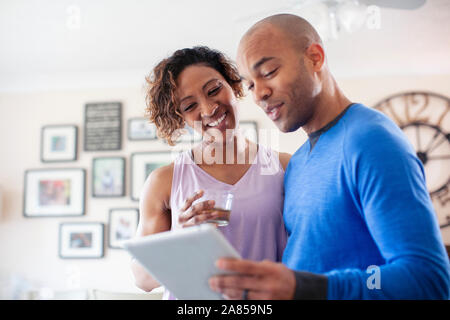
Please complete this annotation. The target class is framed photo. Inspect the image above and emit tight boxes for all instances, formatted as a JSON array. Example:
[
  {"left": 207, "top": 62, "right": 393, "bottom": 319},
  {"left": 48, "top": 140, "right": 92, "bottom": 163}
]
[
  {"left": 240, "top": 121, "right": 258, "bottom": 143},
  {"left": 92, "top": 157, "right": 125, "bottom": 197},
  {"left": 84, "top": 102, "right": 122, "bottom": 151},
  {"left": 41, "top": 125, "right": 78, "bottom": 162},
  {"left": 130, "top": 151, "right": 173, "bottom": 201},
  {"left": 177, "top": 125, "right": 203, "bottom": 143},
  {"left": 59, "top": 222, "right": 104, "bottom": 259},
  {"left": 108, "top": 208, "right": 139, "bottom": 249},
  {"left": 128, "top": 118, "right": 157, "bottom": 141},
  {"left": 23, "top": 168, "right": 85, "bottom": 217},
  {"left": 163, "top": 125, "right": 202, "bottom": 145}
]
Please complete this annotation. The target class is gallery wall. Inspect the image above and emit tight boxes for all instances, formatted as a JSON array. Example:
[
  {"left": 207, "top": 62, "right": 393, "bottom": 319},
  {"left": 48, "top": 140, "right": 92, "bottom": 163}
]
[{"left": 0, "top": 73, "right": 449, "bottom": 296}]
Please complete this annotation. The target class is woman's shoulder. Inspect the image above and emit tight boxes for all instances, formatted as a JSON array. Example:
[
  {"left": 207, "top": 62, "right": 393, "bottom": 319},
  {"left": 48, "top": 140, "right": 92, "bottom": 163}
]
[
  {"left": 278, "top": 152, "right": 292, "bottom": 171},
  {"left": 141, "top": 163, "right": 174, "bottom": 195},
  {"left": 257, "top": 143, "right": 291, "bottom": 171}
]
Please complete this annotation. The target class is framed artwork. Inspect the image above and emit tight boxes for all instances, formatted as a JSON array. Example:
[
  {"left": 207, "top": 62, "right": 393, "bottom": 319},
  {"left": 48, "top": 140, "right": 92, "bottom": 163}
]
[
  {"left": 108, "top": 208, "right": 139, "bottom": 249},
  {"left": 92, "top": 157, "right": 125, "bottom": 197},
  {"left": 162, "top": 125, "right": 202, "bottom": 145},
  {"left": 84, "top": 102, "right": 122, "bottom": 151},
  {"left": 41, "top": 125, "right": 78, "bottom": 162},
  {"left": 23, "top": 168, "right": 85, "bottom": 217},
  {"left": 128, "top": 118, "right": 157, "bottom": 141},
  {"left": 130, "top": 151, "right": 173, "bottom": 201},
  {"left": 239, "top": 121, "right": 258, "bottom": 143},
  {"left": 176, "top": 125, "right": 203, "bottom": 143},
  {"left": 59, "top": 222, "right": 104, "bottom": 259}
]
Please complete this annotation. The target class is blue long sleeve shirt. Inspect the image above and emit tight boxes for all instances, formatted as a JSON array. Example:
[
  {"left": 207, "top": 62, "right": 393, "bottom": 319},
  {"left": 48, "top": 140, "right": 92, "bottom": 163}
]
[{"left": 283, "top": 104, "right": 450, "bottom": 299}]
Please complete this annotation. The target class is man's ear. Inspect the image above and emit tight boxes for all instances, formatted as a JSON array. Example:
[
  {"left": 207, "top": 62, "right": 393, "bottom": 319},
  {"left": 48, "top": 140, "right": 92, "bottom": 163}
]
[{"left": 305, "top": 43, "right": 325, "bottom": 71}]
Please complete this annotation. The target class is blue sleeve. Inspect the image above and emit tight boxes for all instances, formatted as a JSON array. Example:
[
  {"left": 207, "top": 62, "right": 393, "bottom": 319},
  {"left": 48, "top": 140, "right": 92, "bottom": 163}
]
[{"left": 325, "top": 119, "right": 450, "bottom": 299}]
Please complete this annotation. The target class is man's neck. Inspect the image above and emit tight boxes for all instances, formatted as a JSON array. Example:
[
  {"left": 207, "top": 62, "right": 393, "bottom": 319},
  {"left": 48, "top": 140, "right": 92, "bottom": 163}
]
[{"left": 302, "top": 81, "right": 352, "bottom": 135}]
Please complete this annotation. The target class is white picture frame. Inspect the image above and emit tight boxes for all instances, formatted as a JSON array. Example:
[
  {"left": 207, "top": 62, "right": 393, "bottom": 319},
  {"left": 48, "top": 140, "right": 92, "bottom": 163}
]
[
  {"left": 130, "top": 152, "right": 174, "bottom": 201},
  {"left": 23, "top": 168, "right": 85, "bottom": 217},
  {"left": 108, "top": 208, "right": 139, "bottom": 249},
  {"left": 41, "top": 125, "right": 78, "bottom": 162},
  {"left": 128, "top": 118, "right": 157, "bottom": 141},
  {"left": 59, "top": 222, "right": 104, "bottom": 259}
]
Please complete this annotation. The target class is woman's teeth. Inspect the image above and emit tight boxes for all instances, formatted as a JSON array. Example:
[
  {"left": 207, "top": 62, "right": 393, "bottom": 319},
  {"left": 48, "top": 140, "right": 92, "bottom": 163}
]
[{"left": 207, "top": 113, "right": 226, "bottom": 127}]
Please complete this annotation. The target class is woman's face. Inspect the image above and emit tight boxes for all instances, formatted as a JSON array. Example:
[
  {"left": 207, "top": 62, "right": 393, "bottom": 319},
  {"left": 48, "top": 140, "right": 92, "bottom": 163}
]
[{"left": 175, "top": 64, "right": 239, "bottom": 143}]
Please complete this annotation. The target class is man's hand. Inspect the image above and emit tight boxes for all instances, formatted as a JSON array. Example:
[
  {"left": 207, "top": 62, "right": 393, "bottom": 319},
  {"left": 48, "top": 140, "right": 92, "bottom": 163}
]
[{"left": 209, "top": 258, "right": 296, "bottom": 300}]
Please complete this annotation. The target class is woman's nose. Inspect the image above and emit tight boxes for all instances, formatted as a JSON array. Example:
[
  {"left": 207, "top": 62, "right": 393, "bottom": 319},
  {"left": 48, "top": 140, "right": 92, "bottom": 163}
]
[{"left": 200, "top": 103, "right": 219, "bottom": 118}]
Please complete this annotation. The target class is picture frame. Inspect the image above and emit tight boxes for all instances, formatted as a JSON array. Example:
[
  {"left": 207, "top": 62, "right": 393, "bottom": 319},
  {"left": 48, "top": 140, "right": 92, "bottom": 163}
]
[
  {"left": 130, "top": 151, "right": 174, "bottom": 201},
  {"left": 239, "top": 121, "right": 258, "bottom": 143},
  {"left": 23, "top": 168, "right": 86, "bottom": 217},
  {"left": 92, "top": 157, "right": 125, "bottom": 197},
  {"left": 128, "top": 118, "right": 157, "bottom": 141},
  {"left": 40, "top": 125, "right": 78, "bottom": 162},
  {"left": 108, "top": 208, "right": 139, "bottom": 249},
  {"left": 84, "top": 102, "right": 122, "bottom": 151},
  {"left": 59, "top": 222, "right": 104, "bottom": 259},
  {"left": 176, "top": 125, "right": 203, "bottom": 144},
  {"left": 162, "top": 124, "right": 202, "bottom": 145}
]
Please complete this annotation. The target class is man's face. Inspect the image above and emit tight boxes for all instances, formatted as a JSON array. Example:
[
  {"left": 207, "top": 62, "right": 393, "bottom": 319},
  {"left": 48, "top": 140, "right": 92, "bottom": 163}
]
[{"left": 237, "top": 26, "right": 318, "bottom": 133}]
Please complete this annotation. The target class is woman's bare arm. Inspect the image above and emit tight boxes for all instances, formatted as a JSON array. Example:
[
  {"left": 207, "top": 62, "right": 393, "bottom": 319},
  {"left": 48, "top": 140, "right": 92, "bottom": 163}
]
[{"left": 131, "top": 164, "right": 173, "bottom": 292}]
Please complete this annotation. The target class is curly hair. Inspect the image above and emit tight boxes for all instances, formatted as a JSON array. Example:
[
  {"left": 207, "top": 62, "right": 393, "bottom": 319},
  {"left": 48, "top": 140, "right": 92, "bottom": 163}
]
[{"left": 144, "top": 46, "right": 244, "bottom": 145}]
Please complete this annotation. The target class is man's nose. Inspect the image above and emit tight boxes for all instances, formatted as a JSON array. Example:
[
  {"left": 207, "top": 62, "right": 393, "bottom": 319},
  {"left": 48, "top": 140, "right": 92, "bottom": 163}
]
[{"left": 254, "top": 83, "right": 272, "bottom": 104}]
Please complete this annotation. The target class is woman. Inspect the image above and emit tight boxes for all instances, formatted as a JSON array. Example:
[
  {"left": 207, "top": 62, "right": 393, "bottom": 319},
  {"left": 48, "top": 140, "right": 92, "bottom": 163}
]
[{"left": 131, "top": 46, "right": 290, "bottom": 299}]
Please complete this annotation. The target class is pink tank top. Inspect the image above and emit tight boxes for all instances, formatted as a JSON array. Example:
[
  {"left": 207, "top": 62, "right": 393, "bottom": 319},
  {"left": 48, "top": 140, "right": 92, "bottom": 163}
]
[{"left": 164, "top": 144, "right": 287, "bottom": 299}]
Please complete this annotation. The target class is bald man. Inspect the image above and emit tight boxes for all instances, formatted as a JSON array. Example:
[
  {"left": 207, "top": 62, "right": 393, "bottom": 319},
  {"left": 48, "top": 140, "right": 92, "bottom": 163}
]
[{"left": 209, "top": 14, "right": 450, "bottom": 300}]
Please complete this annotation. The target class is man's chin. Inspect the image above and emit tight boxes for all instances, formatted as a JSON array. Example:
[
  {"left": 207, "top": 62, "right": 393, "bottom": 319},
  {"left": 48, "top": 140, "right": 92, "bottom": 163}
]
[{"left": 275, "top": 120, "right": 300, "bottom": 133}]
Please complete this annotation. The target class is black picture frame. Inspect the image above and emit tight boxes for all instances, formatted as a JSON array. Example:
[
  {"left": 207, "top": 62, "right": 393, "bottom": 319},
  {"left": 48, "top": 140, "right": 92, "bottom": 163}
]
[
  {"left": 108, "top": 208, "right": 139, "bottom": 249},
  {"left": 40, "top": 125, "right": 78, "bottom": 163},
  {"left": 23, "top": 168, "right": 86, "bottom": 218},
  {"left": 59, "top": 222, "right": 104, "bottom": 259},
  {"left": 84, "top": 102, "right": 122, "bottom": 152},
  {"left": 130, "top": 151, "right": 174, "bottom": 201},
  {"left": 92, "top": 157, "right": 126, "bottom": 198},
  {"left": 127, "top": 118, "right": 157, "bottom": 141}
]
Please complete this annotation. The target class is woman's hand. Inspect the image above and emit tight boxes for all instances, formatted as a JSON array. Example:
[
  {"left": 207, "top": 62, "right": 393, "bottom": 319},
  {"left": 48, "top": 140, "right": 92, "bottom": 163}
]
[{"left": 178, "top": 190, "right": 228, "bottom": 228}]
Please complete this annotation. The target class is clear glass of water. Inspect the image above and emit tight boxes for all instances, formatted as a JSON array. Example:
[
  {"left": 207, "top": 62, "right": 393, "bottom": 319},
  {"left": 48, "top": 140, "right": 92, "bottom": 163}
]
[{"left": 200, "top": 190, "right": 234, "bottom": 227}]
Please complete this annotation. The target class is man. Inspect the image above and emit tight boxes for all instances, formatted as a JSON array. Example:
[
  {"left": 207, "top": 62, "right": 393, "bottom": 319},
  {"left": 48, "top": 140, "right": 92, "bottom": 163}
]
[{"left": 208, "top": 14, "right": 450, "bottom": 299}]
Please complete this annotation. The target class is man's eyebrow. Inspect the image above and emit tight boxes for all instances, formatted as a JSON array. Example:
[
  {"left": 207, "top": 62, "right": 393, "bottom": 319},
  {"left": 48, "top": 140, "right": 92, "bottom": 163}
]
[{"left": 252, "top": 56, "right": 275, "bottom": 70}]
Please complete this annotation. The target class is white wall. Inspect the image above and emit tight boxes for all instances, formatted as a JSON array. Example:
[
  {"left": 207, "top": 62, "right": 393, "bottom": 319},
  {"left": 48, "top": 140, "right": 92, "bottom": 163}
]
[{"left": 1, "top": 73, "right": 449, "bottom": 296}]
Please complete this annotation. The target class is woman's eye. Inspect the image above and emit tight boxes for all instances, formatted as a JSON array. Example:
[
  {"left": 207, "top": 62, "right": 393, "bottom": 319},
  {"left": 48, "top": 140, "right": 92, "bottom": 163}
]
[
  {"left": 247, "top": 83, "right": 254, "bottom": 91},
  {"left": 183, "top": 103, "right": 196, "bottom": 112},
  {"left": 208, "top": 85, "right": 221, "bottom": 96}
]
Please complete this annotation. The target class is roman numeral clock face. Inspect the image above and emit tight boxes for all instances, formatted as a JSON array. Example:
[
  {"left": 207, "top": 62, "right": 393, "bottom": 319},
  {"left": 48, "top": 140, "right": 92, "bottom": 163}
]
[{"left": 374, "top": 92, "right": 450, "bottom": 229}]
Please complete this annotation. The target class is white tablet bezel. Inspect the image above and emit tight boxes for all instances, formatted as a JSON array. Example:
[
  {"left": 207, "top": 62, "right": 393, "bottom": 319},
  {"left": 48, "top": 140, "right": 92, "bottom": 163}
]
[{"left": 123, "top": 224, "right": 241, "bottom": 300}]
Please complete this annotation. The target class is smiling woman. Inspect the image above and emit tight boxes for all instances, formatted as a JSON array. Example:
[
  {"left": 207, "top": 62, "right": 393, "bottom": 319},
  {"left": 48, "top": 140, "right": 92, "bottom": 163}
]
[
  {"left": 145, "top": 46, "right": 243, "bottom": 146},
  {"left": 131, "top": 46, "right": 291, "bottom": 299}
]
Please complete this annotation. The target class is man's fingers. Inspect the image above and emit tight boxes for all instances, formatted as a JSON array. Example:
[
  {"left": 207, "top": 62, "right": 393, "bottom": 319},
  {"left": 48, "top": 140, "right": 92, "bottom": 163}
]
[
  {"left": 218, "top": 288, "right": 269, "bottom": 300},
  {"left": 180, "top": 190, "right": 204, "bottom": 212},
  {"left": 209, "top": 274, "right": 273, "bottom": 298},
  {"left": 216, "top": 258, "right": 274, "bottom": 275}
]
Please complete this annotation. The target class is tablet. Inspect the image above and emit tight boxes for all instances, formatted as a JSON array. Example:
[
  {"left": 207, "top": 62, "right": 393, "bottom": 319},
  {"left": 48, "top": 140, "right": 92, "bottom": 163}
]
[{"left": 123, "top": 224, "right": 241, "bottom": 300}]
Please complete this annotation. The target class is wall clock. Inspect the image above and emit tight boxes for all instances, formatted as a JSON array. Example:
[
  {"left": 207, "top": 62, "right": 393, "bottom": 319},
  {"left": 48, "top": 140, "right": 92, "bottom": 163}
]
[{"left": 373, "top": 91, "right": 450, "bottom": 229}]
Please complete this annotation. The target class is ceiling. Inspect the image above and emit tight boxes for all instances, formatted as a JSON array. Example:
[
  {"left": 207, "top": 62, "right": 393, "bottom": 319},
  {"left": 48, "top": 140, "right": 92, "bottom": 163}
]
[{"left": 0, "top": 0, "right": 449, "bottom": 92}]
